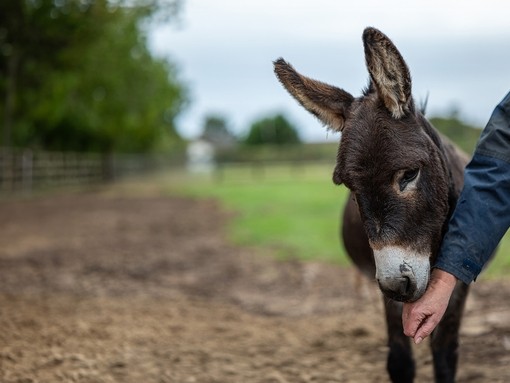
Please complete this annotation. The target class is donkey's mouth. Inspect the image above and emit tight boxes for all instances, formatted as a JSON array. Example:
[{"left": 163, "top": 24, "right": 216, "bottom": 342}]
[
  {"left": 373, "top": 246, "right": 430, "bottom": 302},
  {"left": 377, "top": 276, "right": 420, "bottom": 302}
]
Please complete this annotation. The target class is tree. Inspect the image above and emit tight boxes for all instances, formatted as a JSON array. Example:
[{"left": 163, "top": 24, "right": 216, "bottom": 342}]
[
  {"left": 0, "top": 0, "right": 102, "bottom": 148},
  {"left": 0, "top": 0, "right": 187, "bottom": 153},
  {"left": 244, "top": 114, "right": 301, "bottom": 146},
  {"left": 201, "top": 114, "right": 237, "bottom": 147}
]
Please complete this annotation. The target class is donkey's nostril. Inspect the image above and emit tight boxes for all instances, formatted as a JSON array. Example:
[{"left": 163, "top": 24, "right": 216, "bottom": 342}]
[
  {"left": 377, "top": 276, "right": 416, "bottom": 302},
  {"left": 390, "top": 276, "right": 411, "bottom": 296},
  {"left": 401, "top": 276, "right": 411, "bottom": 294}
]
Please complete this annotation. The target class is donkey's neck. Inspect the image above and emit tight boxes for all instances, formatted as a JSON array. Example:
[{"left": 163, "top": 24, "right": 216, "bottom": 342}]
[
  {"left": 418, "top": 114, "right": 447, "bottom": 156},
  {"left": 418, "top": 113, "right": 469, "bottom": 238},
  {"left": 419, "top": 113, "right": 469, "bottom": 191}
]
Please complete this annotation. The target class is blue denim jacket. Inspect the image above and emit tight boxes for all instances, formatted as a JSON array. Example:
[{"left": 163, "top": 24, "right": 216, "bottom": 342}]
[{"left": 435, "top": 91, "right": 510, "bottom": 284}]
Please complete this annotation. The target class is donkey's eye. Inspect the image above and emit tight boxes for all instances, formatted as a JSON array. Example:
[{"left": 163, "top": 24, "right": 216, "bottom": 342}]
[{"left": 399, "top": 168, "right": 419, "bottom": 191}]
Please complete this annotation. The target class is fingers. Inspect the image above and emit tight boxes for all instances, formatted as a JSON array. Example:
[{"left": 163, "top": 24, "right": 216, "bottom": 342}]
[
  {"left": 402, "top": 302, "right": 436, "bottom": 344},
  {"left": 401, "top": 270, "right": 456, "bottom": 344},
  {"left": 402, "top": 303, "right": 442, "bottom": 345},
  {"left": 402, "top": 303, "right": 419, "bottom": 337},
  {"left": 402, "top": 302, "right": 431, "bottom": 342},
  {"left": 413, "top": 313, "right": 441, "bottom": 344}
]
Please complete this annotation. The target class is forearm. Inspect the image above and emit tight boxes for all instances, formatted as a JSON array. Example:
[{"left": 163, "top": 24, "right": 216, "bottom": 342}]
[{"left": 435, "top": 153, "right": 510, "bottom": 283}]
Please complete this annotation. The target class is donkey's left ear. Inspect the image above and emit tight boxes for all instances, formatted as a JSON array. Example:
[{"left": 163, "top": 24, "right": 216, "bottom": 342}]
[
  {"left": 363, "top": 27, "right": 413, "bottom": 119},
  {"left": 274, "top": 58, "right": 354, "bottom": 132}
]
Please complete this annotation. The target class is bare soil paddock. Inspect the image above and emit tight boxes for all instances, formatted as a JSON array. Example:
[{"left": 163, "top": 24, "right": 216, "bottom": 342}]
[{"left": 1, "top": 183, "right": 510, "bottom": 382}]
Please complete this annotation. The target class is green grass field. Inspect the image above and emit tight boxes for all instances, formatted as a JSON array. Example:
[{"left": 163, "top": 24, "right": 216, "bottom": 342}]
[
  {"left": 169, "top": 163, "right": 350, "bottom": 264},
  {"left": 168, "top": 163, "right": 510, "bottom": 278}
]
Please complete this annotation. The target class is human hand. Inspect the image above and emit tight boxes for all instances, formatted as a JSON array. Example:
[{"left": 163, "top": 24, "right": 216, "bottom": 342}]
[{"left": 402, "top": 269, "right": 457, "bottom": 344}]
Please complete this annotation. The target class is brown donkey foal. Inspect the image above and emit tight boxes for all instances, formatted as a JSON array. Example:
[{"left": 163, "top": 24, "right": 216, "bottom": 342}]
[{"left": 274, "top": 27, "right": 471, "bottom": 383}]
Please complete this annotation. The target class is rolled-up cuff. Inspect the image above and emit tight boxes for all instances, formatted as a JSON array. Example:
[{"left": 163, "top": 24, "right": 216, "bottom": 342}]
[{"left": 433, "top": 261, "right": 477, "bottom": 285}]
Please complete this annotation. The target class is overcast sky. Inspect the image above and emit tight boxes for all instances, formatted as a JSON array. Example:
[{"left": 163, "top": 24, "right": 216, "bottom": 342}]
[{"left": 149, "top": 0, "right": 510, "bottom": 142}]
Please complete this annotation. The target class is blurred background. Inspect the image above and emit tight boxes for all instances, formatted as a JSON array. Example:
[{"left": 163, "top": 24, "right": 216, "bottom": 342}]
[
  {"left": 151, "top": 0, "right": 510, "bottom": 142},
  {"left": 2, "top": 0, "right": 510, "bottom": 184}
]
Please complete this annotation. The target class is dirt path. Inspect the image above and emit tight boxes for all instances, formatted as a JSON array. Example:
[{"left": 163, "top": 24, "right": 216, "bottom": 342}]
[{"left": 1, "top": 185, "right": 509, "bottom": 382}]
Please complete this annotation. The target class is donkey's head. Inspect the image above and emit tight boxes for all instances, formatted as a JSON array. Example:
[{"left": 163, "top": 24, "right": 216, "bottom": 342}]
[{"left": 274, "top": 27, "right": 454, "bottom": 302}]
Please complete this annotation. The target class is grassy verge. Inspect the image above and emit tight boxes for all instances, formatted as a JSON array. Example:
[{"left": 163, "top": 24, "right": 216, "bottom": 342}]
[
  {"left": 168, "top": 163, "right": 350, "bottom": 264},
  {"left": 166, "top": 163, "right": 510, "bottom": 278}
]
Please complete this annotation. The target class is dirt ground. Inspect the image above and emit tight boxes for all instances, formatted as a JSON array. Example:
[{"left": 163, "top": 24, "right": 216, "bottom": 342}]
[{"left": 1, "top": 182, "right": 510, "bottom": 383}]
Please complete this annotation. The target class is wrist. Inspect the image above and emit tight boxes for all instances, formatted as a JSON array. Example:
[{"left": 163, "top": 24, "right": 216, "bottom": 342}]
[{"left": 430, "top": 268, "right": 457, "bottom": 290}]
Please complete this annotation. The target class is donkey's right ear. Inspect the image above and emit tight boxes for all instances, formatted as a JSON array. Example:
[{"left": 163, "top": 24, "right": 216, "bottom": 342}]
[
  {"left": 273, "top": 58, "right": 354, "bottom": 132},
  {"left": 362, "top": 27, "right": 412, "bottom": 119}
]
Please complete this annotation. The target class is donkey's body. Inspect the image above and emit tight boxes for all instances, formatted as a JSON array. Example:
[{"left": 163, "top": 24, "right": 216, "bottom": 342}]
[
  {"left": 341, "top": 124, "right": 469, "bottom": 382},
  {"left": 274, "top": 28, "right": 472, "bottom": 382}
]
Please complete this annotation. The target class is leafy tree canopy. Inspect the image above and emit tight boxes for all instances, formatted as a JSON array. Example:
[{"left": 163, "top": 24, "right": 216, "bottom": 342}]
[
  {"left": 244, "top": 114, "right": 301, "bottom": 146},
  {"left": 0, "top": 0, "right": 187, "bottom": 153}
]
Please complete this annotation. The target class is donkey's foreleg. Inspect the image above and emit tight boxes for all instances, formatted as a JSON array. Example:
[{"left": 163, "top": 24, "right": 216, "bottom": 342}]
[
  {"left": 430, "top": 282, "right": 469, "bottom": 383},
  {"left": 384, "top": 299, "right": 415, "bottom": 383}
]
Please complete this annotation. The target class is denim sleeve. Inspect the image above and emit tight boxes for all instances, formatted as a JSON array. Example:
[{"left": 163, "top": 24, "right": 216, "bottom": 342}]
[
  {"left": 435, "top": 154, "right": 510, "bottom": 284},
  {"left": 476, "top": 91, "right": 510, "bottom": 162},
  {"left": 434, "top": 91, "right": 510, "bottom": 284}
]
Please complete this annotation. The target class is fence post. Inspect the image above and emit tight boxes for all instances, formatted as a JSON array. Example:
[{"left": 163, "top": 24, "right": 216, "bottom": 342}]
[
  {"left": 22, "top": 149, "right": 33, "bottom": 193},
  {"left": 1, "top": 147, "right": 13, "bottom": 191},
  {"left": 101, "top": 152, "right": 115, "bottom": 182},
  {"left": 0, "top": 147, "right": 4, "bottom": 190}
]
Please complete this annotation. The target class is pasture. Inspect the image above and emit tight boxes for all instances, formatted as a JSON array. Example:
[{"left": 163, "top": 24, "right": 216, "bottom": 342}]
[
  {"left": 173, "top": 162, "right": 350, "bottom": 263},
  {"left": 174, "top": 163, "right": 510, "bottom": 278},
  {"left": 1, "top": 166, "right": 510, "bottom": 382}
]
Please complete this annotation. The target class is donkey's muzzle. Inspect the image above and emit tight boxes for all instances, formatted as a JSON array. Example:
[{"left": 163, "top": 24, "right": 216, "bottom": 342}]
[
  {"left": 377, "top": 275, "right": 416, "bottom": 302},
  {"left": 372, "top": 246, "right": 430, "bottom": 302}
]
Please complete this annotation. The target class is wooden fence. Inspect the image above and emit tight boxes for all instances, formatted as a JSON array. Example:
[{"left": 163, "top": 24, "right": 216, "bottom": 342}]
[
  {"left": 0, "top": 144, "right": 338, "bottom": 193},
  {"left": 0, "top": 147, "right": 184, "bottom": 194}
]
